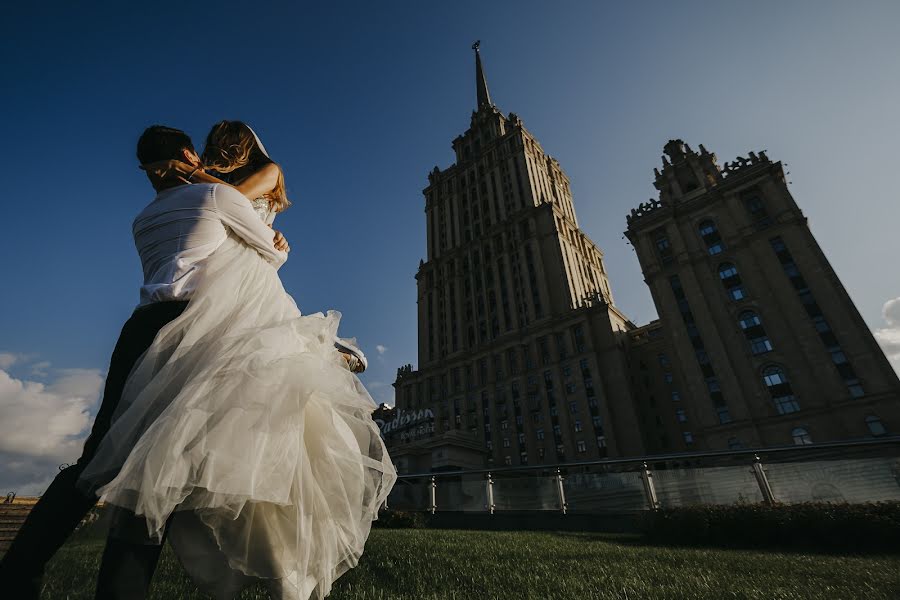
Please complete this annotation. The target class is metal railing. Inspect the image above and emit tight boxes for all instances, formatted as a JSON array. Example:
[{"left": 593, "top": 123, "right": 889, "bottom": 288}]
[{"left": 385, "top": 436, "right": 900, "bottom": 513}]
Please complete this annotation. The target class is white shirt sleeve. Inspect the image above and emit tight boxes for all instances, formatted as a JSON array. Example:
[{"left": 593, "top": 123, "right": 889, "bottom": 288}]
[{"left": 213, "top": 184, "right": 288, "bottom": 267}]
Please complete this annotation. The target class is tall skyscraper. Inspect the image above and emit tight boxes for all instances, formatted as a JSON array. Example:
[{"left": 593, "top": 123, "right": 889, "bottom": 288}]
[{"left": 383, "top": 43, "right": 644, "bottom": 473}]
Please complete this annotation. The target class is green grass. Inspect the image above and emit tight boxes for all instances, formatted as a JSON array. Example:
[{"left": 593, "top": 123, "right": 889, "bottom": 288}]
[{"left": 34, "top": 529, "right": 900, "bottom": 599}]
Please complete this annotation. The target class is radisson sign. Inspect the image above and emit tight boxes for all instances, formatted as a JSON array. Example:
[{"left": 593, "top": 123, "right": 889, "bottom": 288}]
[{"left": 376, "top": 408, "right": 435, "bottom": 435}]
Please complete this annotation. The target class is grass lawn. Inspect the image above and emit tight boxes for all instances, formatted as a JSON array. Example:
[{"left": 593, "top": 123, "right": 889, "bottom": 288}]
[{"left": 33, "top": 529, "right": 900, "bottom": 599}]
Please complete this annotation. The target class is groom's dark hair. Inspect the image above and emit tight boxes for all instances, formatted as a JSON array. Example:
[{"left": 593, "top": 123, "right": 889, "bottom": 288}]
[{"left": 137, "top": 125, "right": 195, "bottom": 165}]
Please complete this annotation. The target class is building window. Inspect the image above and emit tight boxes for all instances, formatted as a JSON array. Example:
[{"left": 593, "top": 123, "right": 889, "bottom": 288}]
[
  {"left": 698, "top": 220, "right": 724, "bottom": 255},
  {"left": 556, "top": 444, "right": 566, "bottom": 457},
  {"left": 502, "top": 437, "right": 510, "bottom": 448},
  {"left": 574, "top": 419, "right": 583, "bottom": 432},
  {"left": 675, "top": 409, "right": 687, "bottom": 423},
  {"left": 762, "top": 365, "right": 800, "bottom": 414},
  {"left": 683, "top": 432, "right": 694, "bottom": 444},
  {"left": 538, "top": 337, "right": 551, "bottom": 365},
  {"left": 576, "top": 440, "right": 587, "bottom": 453},
  {"left": 569, "top": 401, "right": 578, "bottom": 414},
  {"left": 654, "top": 229, "right": 674, "bottom": 265},
  {"left": 520, "top": 452, "right": 528, "bottom": 465},
  {"left": 743, "top": 192, "right": 771, "bottom": 227},
  {"left": 486, "top": 440, "right": 493, "bottom": 450},
  {"left": 556, "top": 332, "right": 568, "bottom": 359},
  {"left": 543, "top": 370, "right": 554, "bottom": 390},
  {"left": 718, "top": 262, "right": 746, "bottom": 300},
  {"left": 727, "top": 437, "right": 744, "bottom": 450},
  {"left": 716, "top": 405, "right": 732, "bottom": 424},
  {"left": 573, "top": 325, "right": 586, "bottom": 353},
  {"left": 671, "top": 390, "right": 681, "bottom": 402},
  {"left": 770, "top": 236, "right": 864, "bottom": 398},
  {"left": 739, "top": 310, "right": 773, "bottom": 354},
  {"left": 536, "top": 428, "right": 545, "bottom": 440},
  {"left": 866, "top": 415, "right": 887, "bottom": 437},
  {"left": 592, "top": 416, "right": 603, "bottom": 430},
  {"left": 501, "top": 419, "right": 509, "bottom": 430},
  {"left": 504, "top": 456, "right": 512, "bottom": 466},
  {"left": 791, "top": 427, "right": 813, "bottom": 445},
  {"left": 664, "top": 372, "right": 673, "bottom": 383},
  {"left": 596, "top": 435, "right": 607, "bottom": 448},
  {"left": 518, "top": 432, "right": 526, "bottom": 445}
]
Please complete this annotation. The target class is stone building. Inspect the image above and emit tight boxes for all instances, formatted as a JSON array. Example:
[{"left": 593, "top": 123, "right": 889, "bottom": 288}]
[
  {"left": 623, "top": 140, "right": 900, "bottom": 453},
  {"left": 379, "top": 45, "right": 900, "bottom": 474}
]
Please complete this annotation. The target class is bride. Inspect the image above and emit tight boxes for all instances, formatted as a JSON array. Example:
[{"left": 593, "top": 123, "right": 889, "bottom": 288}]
[{"left": 78, "top": 121, "right": 396, "bottom": 599}]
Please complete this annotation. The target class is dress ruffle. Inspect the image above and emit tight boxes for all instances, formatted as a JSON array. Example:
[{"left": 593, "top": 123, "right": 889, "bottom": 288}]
[{"left": 78, "top": 235, "right": 396, "bottom": 599}]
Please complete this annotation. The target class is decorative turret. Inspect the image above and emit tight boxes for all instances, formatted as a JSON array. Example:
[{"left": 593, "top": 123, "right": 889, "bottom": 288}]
[
  {"left": 653, "top": 139, "right": 723, "bottom": 204},
  {"left": 627, "top": 141, "right": 773, "bottom": 228}
]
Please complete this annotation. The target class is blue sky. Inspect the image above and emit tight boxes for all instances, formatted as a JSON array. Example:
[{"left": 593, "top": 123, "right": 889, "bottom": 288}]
[{"left": 2, "top": 1, "right": 899, "bottom": 490}]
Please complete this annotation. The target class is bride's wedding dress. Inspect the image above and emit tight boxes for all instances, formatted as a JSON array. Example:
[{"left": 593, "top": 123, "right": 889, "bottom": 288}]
[{"left": 78, "top": 205, "right": 396, "bottom": 599}]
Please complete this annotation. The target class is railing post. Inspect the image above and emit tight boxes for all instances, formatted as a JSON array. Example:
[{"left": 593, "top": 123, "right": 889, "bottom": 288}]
[
  {"left": 485, "top": 472, "right": 495, "bottom": 514},
  {"left": 751, "top": 454, "right": 776, "bottom": 505},
  {"left": 428, "top": 475, "right": 437, "bottom": 514},
  {"left": 555, "top": 468, "right": 568, "bottom": 514},
  {"left": 640, "top": 462, "right": 660, "bottom": 510}
]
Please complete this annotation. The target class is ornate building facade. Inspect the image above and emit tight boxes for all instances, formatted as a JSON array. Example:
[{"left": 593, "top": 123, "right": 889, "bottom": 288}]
[
  {"left": 377, "top": 46, "right": 900, "bottom": 474},
  {"left": 623, "top": 140, "right": 900, "bottom": 454}
]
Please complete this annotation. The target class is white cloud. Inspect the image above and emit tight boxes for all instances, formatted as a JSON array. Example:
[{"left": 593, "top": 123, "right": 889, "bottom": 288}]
[
  {"left": 874, "top": 297, "right": 900, "bottom": 375},
  {"left": 375, "top": 345, "right": 388, "bottom": 355},
  {"left": 0, "top": 366, "right": 104, "bottom": 495},
  {"left": 0, "top": 353, "right": 19, "bottom": 370}
]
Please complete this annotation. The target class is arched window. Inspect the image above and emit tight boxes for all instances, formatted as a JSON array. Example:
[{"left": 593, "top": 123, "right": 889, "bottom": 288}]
[
  {"left": 791, "top": 427, "right": 813, "bottom": 445},
  {"left": 699, "top": 220, "right": 724, "bottom": 255},
  {"left": 718, "top": 262, "right": 746, "bottom": 300},
  {"left": 866, "top": 415, "right": 887, "bottom": 437},
  {"left": 739, "top": 310, "right": 773, "bottom": 354},
  {"left": 763, "top": 365, "right": 800, "bottom": 414}
]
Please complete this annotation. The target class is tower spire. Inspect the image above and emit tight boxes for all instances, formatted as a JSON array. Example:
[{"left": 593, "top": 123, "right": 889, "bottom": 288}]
[{"left": 472, "top": 40, "right": 493, "bottom": 109}]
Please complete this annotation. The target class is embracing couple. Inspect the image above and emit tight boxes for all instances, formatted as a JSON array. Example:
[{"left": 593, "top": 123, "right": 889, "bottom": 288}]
[{"left": 0, "top": 123, "right": 397, "bottom": 599}]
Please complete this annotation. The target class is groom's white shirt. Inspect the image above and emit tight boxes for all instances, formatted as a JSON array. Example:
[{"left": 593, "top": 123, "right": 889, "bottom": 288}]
[{"left": 133, "top": 182, "right": 287, "bottom": 306}]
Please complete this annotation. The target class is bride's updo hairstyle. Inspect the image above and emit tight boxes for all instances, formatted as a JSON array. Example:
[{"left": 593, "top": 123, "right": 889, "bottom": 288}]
[{"left": 201, "top": 120, "right": 290, "bottom": 213}]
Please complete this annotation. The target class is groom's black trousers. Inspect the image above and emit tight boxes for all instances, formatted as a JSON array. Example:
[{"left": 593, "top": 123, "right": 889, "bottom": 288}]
[{"left": 0, "top": 300, "right": 189, "bottom": 600}]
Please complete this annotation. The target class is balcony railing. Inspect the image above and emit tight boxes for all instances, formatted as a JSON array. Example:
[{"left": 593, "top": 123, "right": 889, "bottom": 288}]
[{"left": 385, "top": 436, "right": 900, "bottom": 513}]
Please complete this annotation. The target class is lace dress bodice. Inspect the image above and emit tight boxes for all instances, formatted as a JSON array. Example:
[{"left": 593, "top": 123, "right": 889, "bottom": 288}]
[{"left": 251, "top": 197, "right": 276, "bottom": 225}]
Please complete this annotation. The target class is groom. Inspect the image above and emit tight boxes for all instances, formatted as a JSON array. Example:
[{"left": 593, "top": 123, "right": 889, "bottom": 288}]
[{"left": 0, "top": 125, "right": 290, "bottom": 599}]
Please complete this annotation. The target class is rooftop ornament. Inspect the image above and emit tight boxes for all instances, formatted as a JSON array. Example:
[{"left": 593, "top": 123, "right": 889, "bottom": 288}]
[{"left": 722, "top": 150, "right": 770, "bottom": 177}]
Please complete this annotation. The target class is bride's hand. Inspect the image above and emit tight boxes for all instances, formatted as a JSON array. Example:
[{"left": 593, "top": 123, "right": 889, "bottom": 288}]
[
  {"left": 140, "top": 159, "right": 196, "bottom": 181},
  {"left": 273, "top": 230, "right": 290, "bottom": 253}
]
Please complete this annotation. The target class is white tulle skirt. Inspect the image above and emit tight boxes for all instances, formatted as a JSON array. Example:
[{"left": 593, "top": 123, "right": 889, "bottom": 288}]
[{"left": 78, "top": 235, "right": 397, "bottom": 599}]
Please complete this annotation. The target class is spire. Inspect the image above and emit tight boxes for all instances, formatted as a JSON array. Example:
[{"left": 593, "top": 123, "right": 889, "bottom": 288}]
[{"left": 472, "top": 40, "right": 493, "bottom": 109}]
